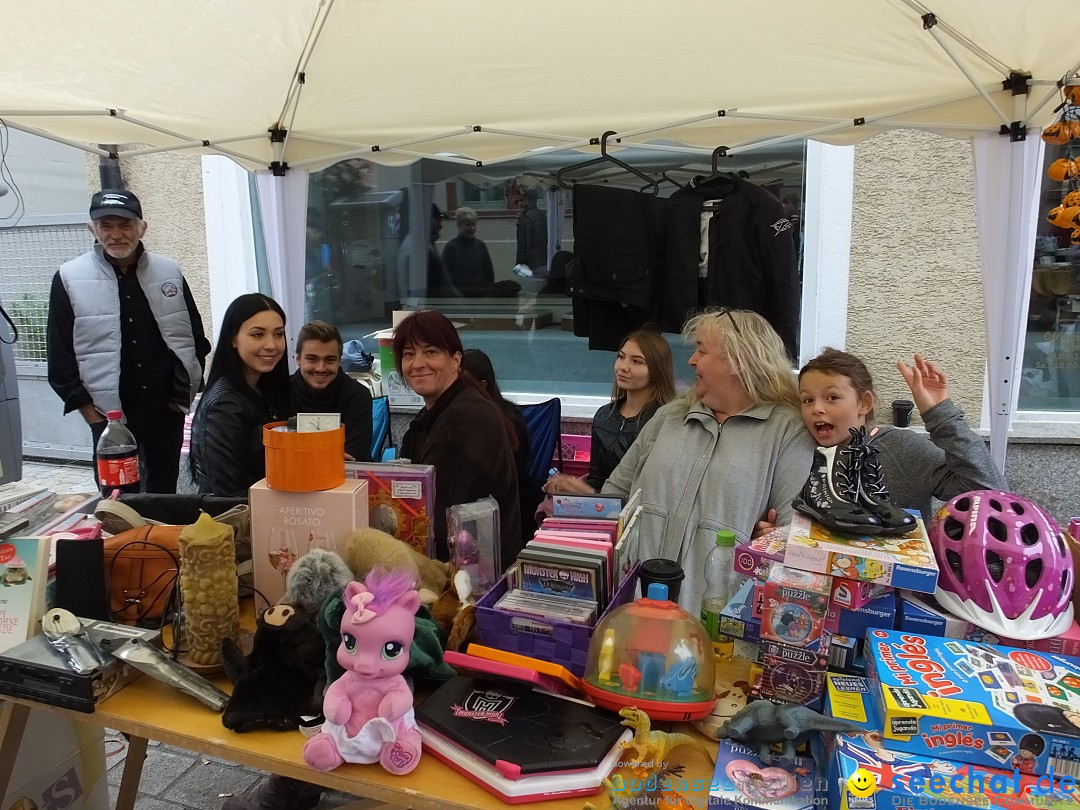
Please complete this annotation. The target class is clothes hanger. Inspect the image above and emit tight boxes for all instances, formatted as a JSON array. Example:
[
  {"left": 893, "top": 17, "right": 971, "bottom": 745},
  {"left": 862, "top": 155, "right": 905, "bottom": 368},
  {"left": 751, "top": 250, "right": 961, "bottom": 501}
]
[
  {"left": 642, "top": 172, "right": 684, "bottom": 192},
  {"left": 703, "top": 146, "right": 739, "bottom": 187},
  {"left": 555, "top": 131, "right": 660, "bottom": 195}
]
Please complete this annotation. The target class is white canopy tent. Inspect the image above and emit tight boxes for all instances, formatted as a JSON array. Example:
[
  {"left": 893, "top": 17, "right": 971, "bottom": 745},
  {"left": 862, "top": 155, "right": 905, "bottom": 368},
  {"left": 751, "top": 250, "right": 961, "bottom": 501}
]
[{"left": 2, "top": 0, "right": 1078, "bottom": 468}]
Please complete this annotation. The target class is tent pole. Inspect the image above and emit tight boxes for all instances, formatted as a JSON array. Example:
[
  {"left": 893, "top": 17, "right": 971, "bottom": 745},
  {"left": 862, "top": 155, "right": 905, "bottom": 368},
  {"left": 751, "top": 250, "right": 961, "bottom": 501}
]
[
  {"left": 919, "top": 26, "right": 1011, "bottom": 127},
  {"left": 0, "top": 120, "right": 110, "bottom": 157},
  {"left": 897, "top": 0, "right": 1011, "bottom": 75}
]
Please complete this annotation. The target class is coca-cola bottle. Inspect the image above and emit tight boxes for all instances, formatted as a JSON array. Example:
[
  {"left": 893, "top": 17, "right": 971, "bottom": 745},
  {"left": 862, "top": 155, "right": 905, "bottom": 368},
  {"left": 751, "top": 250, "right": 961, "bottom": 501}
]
[{"left": 96, "top": 410, "right": 141, "bottom": 497}]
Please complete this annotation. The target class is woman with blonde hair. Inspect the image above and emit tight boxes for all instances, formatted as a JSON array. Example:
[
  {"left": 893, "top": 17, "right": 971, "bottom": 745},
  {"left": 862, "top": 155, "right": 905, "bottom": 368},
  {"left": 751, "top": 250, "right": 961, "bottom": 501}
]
[
  {"left": 602, "top": 308, "right": 814, "bottom": 611},
  {"left": 547, "top": 327, "right": 676, "bottom": 494}
]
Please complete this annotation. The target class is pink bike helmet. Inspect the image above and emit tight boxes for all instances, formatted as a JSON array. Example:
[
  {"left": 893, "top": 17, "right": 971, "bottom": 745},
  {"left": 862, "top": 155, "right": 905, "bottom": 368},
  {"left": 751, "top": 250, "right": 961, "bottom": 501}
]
[{"left": 930, "top": 490, "right": 1074, "bottom": 640}]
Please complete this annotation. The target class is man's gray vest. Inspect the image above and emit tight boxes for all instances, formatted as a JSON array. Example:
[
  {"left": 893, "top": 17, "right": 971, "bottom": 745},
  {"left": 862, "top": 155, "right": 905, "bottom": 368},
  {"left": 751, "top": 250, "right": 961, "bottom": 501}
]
[{"left": 59, "top": 245, "right": 202, "bottom": 415}]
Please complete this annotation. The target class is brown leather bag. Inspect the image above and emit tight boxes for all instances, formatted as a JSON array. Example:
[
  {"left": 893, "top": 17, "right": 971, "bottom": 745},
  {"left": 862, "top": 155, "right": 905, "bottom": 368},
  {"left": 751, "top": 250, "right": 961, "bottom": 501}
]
[{"left": 102, "top": 525, "right": 183, "bottom": 625}]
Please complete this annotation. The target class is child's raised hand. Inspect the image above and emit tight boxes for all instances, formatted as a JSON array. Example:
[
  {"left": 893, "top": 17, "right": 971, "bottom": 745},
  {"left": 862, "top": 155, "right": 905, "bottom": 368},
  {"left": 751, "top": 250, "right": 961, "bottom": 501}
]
[{"left": 897, "top": 353, "right": 950, "bottom": 414}]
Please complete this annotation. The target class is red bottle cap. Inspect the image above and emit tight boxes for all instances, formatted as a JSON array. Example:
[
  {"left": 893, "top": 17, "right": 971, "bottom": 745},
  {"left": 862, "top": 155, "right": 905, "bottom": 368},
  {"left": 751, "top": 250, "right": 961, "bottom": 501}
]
[{"left": 106, "top": 410, "right": 123, "bottom": 420}]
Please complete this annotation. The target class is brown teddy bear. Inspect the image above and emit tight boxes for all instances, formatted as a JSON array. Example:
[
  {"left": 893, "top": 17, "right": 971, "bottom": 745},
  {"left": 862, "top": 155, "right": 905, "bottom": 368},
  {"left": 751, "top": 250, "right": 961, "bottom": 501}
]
[{"left": 343, "top": 527, "right": 449, "bottom": 604}]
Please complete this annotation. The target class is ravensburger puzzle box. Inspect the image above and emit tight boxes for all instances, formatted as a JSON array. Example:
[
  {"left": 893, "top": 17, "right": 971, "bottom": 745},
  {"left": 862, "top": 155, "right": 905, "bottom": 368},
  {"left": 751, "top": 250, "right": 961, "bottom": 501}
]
[{"left": 783, "top": 512, "right": 938, "bottom": 593}]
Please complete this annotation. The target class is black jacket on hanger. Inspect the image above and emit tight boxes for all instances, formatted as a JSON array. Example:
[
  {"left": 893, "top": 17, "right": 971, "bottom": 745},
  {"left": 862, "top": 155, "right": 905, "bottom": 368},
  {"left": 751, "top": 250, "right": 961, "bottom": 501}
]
[
  {"left": 568, "top": 184, "right": 663, "bottom": 350},
  {"left": 659, "top": 175, "right": 800, "bottom": 359}
]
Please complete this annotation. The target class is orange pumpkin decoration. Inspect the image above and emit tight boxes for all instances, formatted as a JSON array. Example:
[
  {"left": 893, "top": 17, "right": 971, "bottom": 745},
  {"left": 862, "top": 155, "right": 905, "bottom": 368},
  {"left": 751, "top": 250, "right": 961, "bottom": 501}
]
[
  {"left": 1043, "top": 121, "right": 1071, "bottom": 145},
  {"left": 1069, "top": 120, "right": 1080, "bottom": 140},
  {"left": 1064, "top": 85, "right": 1080, "bottom": 107},
  {"left": 1064, "top": 190, "right": 1080, "bottom": 209},
  {"left": 1049, "top": 159, "right": 1077, "bottom": 182},
  {"left": 1047, "top": 206, "right": 1080, "bottom": 229}
]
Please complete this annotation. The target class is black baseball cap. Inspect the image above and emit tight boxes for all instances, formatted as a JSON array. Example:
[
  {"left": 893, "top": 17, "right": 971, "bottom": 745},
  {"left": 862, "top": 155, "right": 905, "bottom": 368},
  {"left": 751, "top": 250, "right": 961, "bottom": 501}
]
[{"left": 90, "top": 189, "right": 143, "bottom": 221}]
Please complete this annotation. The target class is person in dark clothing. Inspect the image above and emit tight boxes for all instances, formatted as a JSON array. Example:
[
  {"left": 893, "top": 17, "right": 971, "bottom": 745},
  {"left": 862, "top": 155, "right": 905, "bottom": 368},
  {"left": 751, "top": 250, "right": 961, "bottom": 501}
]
[
  {"left": 513, "top": 188, "right": 548, "bottom": 278},
  {"left": 461, "top": 348, "right": 540, "bottom": 541},
  {"left": 47, "top": 189, "right": 211, "bottom": 493},
  {"left": 290, "top": 321, "right": 373, "bottom": 462},
  {"left": 441, "top": 207, "right": 494, "bottom": 297},
  {"left": 395, "top": 311, "right": 522, "bottom": 565},
  {"left": 425, "top": 204, "right": 460, "bottom": 298},
  {"left": 189, "top": 294, "right": 292, "bottom": 498},
  {"left": 547, "top": 327, "right": 676, "bottom": 494}
]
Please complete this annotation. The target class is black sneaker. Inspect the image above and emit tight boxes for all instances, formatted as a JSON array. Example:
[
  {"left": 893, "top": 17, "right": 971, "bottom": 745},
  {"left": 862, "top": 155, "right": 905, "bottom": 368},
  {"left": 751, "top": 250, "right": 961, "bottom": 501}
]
[{"left": 793, "top": 444, "right": 884, "bottom": 535}]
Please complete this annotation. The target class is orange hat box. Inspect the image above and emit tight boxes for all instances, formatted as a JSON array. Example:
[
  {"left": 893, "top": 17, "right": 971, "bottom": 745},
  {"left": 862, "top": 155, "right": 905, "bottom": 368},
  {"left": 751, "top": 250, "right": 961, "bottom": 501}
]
[{"left": 263, "top": 422, "right": 345, "bottom": 492}]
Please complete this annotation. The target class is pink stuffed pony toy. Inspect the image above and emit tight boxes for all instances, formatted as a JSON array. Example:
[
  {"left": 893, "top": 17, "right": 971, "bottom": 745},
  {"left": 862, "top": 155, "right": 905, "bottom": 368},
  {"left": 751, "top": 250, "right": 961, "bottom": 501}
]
[{"left": 302, "top": 570, "right": 422, "bottom": 775}]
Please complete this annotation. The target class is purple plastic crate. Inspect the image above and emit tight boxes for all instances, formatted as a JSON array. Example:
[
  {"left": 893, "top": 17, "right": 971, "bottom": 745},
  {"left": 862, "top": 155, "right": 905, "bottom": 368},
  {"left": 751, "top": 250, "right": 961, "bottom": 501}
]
[{"left": 475, "top": 565, "right": 640, "bottom": 676}]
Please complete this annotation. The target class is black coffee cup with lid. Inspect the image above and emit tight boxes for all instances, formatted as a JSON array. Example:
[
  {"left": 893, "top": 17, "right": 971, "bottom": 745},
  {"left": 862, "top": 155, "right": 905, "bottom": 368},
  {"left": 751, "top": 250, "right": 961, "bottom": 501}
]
[
  {"left": 638, "top": 558, "right": 685, "bottom": 602},
  {"left": 892, "top": 399, "right": 915, "bottom": 428}
]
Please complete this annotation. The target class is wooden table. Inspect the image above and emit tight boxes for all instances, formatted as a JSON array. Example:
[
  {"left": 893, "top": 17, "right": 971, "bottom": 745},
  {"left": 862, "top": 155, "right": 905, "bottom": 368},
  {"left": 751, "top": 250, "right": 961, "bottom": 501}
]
[{"left": 0, "top": 671, "right": 722, "bottom": 810}]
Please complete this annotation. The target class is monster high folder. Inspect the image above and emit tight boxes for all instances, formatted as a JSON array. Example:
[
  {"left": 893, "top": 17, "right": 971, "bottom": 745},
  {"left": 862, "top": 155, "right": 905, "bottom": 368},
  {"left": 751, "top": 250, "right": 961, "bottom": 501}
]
[{"left": 415, "top": 675, "right": 627, "bottom": 777}]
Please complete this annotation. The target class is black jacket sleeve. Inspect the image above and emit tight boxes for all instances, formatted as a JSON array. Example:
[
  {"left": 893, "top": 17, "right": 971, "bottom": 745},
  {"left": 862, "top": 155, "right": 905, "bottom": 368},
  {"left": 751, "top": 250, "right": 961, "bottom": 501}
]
[
  {"left": 46, "top": 271, "right": 94, "bottom": 415},
  {"left": 481, "top": 243, "right": 495, "bottom": 286},
  {"left": 182, "top": 279, "right": 212, "bottom": 377},
  {"left": 750, "top": 203, "right": 800, "bottom": 361},
  {"left": 342, "top": 380, "right": 374, "bottom": 462},
  {"left": 193, "top": 396, "right": 261, "bottom": 498}
]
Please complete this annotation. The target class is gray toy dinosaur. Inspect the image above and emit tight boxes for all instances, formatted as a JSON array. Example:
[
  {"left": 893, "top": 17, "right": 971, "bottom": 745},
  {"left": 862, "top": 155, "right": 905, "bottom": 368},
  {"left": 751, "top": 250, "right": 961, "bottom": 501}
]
[{"left": 716, "top": 700, "right": 864, "bottom": 765}]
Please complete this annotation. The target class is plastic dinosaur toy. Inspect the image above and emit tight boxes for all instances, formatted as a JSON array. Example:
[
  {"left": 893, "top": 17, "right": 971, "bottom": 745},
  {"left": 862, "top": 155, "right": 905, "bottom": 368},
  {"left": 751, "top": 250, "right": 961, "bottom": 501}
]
[
  {"left": 618, "top": 706, "right": 715, "bottom": 770},
  {"left": 716, "top": 700, "right": 864, "bottom": 765}
]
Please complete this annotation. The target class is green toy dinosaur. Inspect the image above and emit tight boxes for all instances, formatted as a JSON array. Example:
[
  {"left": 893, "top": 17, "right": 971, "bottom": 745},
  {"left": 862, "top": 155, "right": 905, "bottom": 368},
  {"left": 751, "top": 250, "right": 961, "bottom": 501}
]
[{"left": 617, "top": 706, "right": 716, "bottom": 770}]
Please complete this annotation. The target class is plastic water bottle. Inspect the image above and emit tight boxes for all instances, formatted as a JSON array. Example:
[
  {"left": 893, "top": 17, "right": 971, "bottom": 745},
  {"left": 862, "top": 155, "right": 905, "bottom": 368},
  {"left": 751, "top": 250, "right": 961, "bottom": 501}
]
[
  {"left": 701, "top": 529, "right": 739, "bottom": 656},
  {"left": 96, "top": 410, "right": 140, "bottom": 497}
]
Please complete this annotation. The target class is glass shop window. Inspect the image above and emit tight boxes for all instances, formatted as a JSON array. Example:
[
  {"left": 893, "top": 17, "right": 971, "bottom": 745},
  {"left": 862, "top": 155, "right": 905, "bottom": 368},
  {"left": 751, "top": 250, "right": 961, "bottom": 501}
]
[
  {"left": 301, "top": 152, "right": 806, "bottom": 400},
  {"left": 1020, "top": 134, "right": 1080, "bottom": 412}
]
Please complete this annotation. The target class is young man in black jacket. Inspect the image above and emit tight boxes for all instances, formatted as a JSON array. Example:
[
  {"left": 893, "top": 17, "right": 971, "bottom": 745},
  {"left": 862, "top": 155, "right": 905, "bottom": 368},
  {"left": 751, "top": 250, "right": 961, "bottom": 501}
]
[{"left": 290, "top": 321, "right": 374, "bottom": 462}]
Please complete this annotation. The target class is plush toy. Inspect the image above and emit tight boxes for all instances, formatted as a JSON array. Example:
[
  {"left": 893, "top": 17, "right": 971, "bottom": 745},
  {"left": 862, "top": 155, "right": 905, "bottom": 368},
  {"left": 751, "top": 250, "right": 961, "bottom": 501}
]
[
  {"left": 344, "top": 528, "right": 448, "bottom": 604},
  {"left": 303, "top": 570, "right": 423, "bottom": 775},
  {"left": 283, "top": 548, "right": 352, "bottom": 615},
  {"left": 220, "top": 604, "right": 326, "bottom": 732},
  {"left": 429, "top": 564, "right": 479, "bottom": 652}
]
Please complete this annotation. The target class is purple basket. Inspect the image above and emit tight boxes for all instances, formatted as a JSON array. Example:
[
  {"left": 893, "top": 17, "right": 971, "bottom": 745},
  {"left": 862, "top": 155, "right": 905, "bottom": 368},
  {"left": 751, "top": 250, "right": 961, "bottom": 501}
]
[{"left": 475, "top": 565, "right": 640, "bottom": 676}]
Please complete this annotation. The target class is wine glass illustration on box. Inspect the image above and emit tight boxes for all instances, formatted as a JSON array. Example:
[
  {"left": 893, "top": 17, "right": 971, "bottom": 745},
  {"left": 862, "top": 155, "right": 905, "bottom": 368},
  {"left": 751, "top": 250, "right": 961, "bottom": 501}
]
[
  {"left": 268, "top": 528, "right": 298, "bottom": 582},
  {"left": 307, "top": 529, "right": 337, "bottom": 554}
]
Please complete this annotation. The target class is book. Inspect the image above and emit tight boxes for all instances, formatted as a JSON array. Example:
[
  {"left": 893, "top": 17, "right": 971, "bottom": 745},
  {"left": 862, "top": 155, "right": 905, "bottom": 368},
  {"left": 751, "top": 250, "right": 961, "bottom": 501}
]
[
  {"left": 613, "top": 504, "right": 642, "bottom": 586},
  {"left": 516, "top": 547, "right": 604, "bottom": 608},
  {"left": 0, "top": 486, "right": 46, "bottom": 515},
  {"left": 0, "top": 537, "right": 51, "bottom": 654}
]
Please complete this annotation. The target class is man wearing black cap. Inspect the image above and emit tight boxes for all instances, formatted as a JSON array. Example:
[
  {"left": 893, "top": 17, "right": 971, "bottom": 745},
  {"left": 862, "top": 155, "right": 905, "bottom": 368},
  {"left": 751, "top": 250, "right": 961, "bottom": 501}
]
[{"left": 47, "top": 189, "right": 211, "bottom": 493}]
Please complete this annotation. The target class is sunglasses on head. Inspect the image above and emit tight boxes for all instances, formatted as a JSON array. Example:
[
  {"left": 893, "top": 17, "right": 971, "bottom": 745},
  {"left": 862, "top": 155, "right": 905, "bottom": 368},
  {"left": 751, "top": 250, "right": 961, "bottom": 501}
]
[{"left": 716, "top": 307, "right": 742, "bottom": 336}]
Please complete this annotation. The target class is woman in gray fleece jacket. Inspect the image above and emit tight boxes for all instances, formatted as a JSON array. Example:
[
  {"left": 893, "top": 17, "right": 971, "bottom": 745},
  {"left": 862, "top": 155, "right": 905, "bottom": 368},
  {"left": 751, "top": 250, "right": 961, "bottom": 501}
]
[
  {"left": 602, "top": 309, "right": 815, "bottom": 613},
  {"left": 797, "top": 348, "right": 1005, "bottom": 523}
]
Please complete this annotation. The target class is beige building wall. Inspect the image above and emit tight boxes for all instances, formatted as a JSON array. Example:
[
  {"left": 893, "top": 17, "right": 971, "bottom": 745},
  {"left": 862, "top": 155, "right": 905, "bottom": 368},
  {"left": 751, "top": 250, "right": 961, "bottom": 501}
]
[
  {"left": 84, "top": 151, "right": 213, "bottom": 339},
  {"left": 847, "top": 129, "right": 985, "bottom": 425}
]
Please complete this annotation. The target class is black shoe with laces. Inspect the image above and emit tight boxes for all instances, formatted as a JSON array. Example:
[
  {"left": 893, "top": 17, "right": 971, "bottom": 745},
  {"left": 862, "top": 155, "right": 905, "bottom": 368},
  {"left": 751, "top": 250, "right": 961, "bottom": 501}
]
[
  {"left": 793, "top": 443, "right": 884, "bottom": 535},
  {"left": 847, "top": 426, "right": 918, "bottom": 536}
]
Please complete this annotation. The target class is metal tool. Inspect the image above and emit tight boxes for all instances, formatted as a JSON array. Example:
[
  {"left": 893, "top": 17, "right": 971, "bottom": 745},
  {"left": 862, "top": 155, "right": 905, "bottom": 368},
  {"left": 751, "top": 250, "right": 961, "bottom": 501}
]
[{"left": 40, "top": 607, "right": 108, "bottom": 675}]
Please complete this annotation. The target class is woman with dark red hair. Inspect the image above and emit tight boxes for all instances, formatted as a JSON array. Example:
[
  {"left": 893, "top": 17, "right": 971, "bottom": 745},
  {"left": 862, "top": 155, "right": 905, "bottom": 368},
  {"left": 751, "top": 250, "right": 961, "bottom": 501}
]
[{"left": 394, "top": 310, "right": 522, "bottom": 565}]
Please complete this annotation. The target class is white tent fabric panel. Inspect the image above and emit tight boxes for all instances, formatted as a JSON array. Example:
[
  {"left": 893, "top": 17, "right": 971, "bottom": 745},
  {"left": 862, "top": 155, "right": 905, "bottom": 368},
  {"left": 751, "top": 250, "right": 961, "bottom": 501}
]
[
  {"left": 1, "top": 0, "right": 1076, "bottom": 171},
  {"left": 973, "top": 132, "right": 1045, "bottom": 473},
  {"left": 254, "top": 169, "right": 309, "bottom": 364}
]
